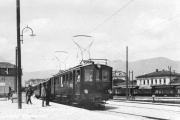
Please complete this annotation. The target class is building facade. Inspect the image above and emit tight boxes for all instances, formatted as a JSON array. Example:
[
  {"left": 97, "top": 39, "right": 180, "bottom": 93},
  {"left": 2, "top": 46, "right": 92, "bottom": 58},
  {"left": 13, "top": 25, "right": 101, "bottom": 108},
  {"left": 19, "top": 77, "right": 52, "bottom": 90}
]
[
  {"left": 113, "top": 69, "right": 180, "bottom": 97},
  {"left": 0, "top": 62, "right": 16, "bottom": 96},
  {"left": 136, "top": 69, "right": 180, "bottom": 96}
]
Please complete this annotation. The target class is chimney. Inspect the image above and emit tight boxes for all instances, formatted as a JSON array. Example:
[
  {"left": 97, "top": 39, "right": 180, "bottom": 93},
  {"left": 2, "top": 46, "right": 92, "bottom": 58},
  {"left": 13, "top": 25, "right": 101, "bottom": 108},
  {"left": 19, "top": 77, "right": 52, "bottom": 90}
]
[{"left": 156, "top": 69, "right": 158, "bottom": 72}]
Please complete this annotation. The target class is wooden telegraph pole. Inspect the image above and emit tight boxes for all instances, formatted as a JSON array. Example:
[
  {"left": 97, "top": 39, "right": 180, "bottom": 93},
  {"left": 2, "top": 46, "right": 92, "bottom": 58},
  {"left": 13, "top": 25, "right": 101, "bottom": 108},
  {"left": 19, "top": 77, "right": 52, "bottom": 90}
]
[
  {"left": 16, "top": 0, "right": 22, "bottom": 109},
  {"left": 126, "top": 46, "right": 128, "bottom": 100}
]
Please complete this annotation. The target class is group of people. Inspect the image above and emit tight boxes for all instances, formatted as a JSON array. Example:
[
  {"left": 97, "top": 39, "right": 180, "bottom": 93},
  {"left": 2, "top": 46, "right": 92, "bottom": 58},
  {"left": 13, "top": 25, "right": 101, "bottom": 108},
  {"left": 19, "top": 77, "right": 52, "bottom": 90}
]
[
  {"left": 41, "top": 84, "right": 50, "bottom": 107},
  {"left": 26, "top": 84, "right": 50, "bottom": 107}
]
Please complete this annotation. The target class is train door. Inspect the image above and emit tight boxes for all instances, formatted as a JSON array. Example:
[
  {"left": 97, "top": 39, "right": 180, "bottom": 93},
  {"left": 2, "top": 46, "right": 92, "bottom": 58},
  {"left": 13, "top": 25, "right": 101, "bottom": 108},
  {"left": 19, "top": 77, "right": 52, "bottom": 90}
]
[
  {"left": 93, "top": 66, "right": 102, "bottom": 93},
  {"left": 75, "top": 69, "right": 81, "bottom": 95},
  {"left": 72, "top": 70, "right": 76, "bottom": 99}
]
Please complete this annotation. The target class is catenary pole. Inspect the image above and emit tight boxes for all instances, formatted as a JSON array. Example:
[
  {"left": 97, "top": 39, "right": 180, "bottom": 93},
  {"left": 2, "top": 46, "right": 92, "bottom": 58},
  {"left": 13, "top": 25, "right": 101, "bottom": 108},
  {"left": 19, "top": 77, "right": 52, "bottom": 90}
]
[
  {"left": 15, "top": 47, "right": 17, "bottom": 92},
  {"left": 129, "top": 71, "right": 130, "bottom": 95},
  {"left": 126, "top": 46, "right": 128, "bottom": 100},
  {"left": 16, "top": 0, "right": 22, "bottom": 109},
  {"left": 132, "top": 70, "right": 133, "bottom": 97}
]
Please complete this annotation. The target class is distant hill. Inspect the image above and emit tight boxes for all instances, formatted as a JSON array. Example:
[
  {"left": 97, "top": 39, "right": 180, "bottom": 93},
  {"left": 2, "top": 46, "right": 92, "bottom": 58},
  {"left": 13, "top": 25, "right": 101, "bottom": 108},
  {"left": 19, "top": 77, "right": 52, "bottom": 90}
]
[
  {"left": 0, "top": 57, "right": 7, "bottom": 62},
  {"left": 22, "top": 69, "right": 58, "bottom": 86},
  {"left": 16, "top": 57, "right": 180, "bottom": 86},
  {"left": 108, "top": 57, "right": 180, "bottom": 79}
]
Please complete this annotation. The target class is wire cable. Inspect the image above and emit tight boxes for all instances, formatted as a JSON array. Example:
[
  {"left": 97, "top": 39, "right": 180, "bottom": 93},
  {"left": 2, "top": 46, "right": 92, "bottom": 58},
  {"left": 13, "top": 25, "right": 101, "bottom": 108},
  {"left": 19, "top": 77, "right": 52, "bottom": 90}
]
[
  {"left": 137, "top": 13, "right": 180, "bottom": 36},
  {"left": 89, "top": 0, "right": 134, "bottom": 34}
]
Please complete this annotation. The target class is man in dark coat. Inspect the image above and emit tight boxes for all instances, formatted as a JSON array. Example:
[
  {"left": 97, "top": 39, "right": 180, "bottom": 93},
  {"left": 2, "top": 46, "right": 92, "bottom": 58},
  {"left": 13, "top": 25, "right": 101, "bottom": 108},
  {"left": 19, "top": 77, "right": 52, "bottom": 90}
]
[
  {"left": 26, "top": 85, "right": 33, "bottom": 104},
  {"left": 46, "top": 85, "right": 50, "bottom": 106},
  {"left": 8, "top": 86, "right": 12, "bottom": 100}
]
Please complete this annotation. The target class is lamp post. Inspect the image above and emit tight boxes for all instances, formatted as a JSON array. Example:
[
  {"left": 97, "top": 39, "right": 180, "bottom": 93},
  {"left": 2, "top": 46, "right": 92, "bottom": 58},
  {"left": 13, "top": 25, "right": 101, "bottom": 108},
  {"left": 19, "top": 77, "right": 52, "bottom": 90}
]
[
  {"left": 16, "top": 25, "right": 35, "bottom": 109},
  {"left": 20, "top": 26, "right": 35, "bottom": 44}
]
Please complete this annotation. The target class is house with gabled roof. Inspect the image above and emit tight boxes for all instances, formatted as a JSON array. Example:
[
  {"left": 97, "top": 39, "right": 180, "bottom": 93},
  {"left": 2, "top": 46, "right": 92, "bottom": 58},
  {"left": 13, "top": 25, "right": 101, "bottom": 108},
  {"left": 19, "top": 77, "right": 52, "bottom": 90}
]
[{"left": 0, "top": 62, "right": 16, "bottom": 97}]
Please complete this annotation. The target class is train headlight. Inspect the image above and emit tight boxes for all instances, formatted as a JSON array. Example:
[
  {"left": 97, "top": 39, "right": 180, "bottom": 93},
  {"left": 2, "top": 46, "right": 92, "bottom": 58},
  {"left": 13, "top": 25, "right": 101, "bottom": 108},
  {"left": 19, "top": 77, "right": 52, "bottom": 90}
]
[
  {"left": 84, "top": 89, "right": 88, "bottom": 94},
  {"left": 97, "top": 64, "right": 101, "bottom": 68},
  {"left": 108, "top": 89, "right": 112, "bottom": 94}
]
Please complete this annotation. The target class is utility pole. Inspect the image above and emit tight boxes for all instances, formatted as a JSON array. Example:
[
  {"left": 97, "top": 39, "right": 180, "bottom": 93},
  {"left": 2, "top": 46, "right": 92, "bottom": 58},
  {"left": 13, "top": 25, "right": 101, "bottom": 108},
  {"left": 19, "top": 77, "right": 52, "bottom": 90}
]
[
  {"left": 132, "top": 71, "right": 133, "bottom": 97},
  {"left": 14, "top": 47, "right": 17, "bottom": 92},
  {"left": 129, "top": 71, "right": 133, "bottom": 97},
  {"left": 129, "top": 71, "right": 131, "bottom": 96},
  {"left": 126, "top": 46, "right": 128, "bottom": 100},
  {"left": 16, "top": 0, "right": 22, "bottom": 109},
  {"left": 168, "top": 66, "right": 171, "bottom": 96}
]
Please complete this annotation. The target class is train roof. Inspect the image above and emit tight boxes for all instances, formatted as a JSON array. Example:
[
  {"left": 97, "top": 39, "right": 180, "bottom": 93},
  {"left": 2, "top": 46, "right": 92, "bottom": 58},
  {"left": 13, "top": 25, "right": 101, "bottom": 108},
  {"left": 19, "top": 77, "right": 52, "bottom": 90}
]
[{"left": 52, "top": 60, "right": 112, "bottom": 77}]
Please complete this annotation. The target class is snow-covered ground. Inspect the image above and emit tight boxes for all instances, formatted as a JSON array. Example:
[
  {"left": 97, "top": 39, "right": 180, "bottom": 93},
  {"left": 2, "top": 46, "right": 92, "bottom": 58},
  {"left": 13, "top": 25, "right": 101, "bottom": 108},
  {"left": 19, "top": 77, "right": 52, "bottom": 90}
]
[
  {"left": 105, "top": 100, "right": 180, "bottom": 120},
  {"left": 0, "top": 97, "right": 151, "bottom": 120}
]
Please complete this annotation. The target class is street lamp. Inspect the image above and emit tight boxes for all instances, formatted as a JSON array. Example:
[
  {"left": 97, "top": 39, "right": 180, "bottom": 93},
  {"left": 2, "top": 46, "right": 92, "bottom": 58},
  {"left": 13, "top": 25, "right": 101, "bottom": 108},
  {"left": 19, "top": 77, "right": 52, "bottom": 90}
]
[
  {"left": 16, "top": 25, "right": 35, "bottom": 109},
  {"left": 20, "top": 26, "right": 36, "bottom": 44}
]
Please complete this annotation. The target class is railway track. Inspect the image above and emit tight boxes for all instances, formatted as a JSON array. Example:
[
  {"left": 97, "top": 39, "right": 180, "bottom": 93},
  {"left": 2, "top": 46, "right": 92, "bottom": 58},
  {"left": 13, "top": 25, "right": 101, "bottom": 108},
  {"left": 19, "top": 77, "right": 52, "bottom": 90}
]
[
  {"left": 97, "top": 110, "right": 169, "bottom": 120},
  {"left": 94, "top": 101, "right": 180, "bottom": 120}
]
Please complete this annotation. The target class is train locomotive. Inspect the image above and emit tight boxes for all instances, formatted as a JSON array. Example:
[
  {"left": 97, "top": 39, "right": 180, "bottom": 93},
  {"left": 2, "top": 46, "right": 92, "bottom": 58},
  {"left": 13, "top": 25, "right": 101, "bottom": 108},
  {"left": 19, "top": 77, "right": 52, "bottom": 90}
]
[{"left": 33, "top": 60, "right": 113, "bottom": 109}]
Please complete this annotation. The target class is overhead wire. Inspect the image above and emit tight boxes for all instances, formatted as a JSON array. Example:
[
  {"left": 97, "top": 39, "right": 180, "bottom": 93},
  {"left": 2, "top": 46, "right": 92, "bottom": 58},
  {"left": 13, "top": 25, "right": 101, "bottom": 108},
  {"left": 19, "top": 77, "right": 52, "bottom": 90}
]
[
  {"left": 68, "top": 0, "right": 134, "bottom": 60},
  {"left": 136, "top": 13, "right": 180, "bottom": 36},
  {"left": 89, "top": 0, "right": 134, "bottom": 34}
]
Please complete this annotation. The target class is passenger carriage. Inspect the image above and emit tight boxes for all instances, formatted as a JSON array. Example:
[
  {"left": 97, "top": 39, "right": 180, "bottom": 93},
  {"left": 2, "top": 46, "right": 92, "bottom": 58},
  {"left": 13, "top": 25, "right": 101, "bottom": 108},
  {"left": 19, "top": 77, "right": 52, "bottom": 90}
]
[{"left": 50, "top": 60, "right": 113, "bottom": 108}]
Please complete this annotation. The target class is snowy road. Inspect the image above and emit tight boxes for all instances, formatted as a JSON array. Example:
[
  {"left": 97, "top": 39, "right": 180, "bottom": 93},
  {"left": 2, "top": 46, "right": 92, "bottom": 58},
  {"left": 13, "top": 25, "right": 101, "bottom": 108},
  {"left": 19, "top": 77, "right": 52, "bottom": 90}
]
[{"left": 96, "top": 100, "right": 180, "bottom": 120}]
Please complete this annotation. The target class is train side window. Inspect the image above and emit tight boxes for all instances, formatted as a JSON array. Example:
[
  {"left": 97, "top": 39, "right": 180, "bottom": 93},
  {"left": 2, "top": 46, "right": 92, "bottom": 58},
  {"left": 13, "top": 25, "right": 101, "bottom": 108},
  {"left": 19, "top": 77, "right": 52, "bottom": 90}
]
[
  {"left": 76, "top": 70, "right": 80, "bottom": 82},
  {"left": 61, "top": 77, "right": 63, "bottom": 87},
  {"left": 59, "top": 76, "right": 61, "bottom": 85},
  {"left": 58, "top": 76, "right": 61, "bottom": 85},
  {"left": 56, "top": 77, "right": 58, "bottom": 85},
  {"left": 66, "top": 74, "right": 69, "bottom": 84},
  {"left": 69, "top": 72, "right": 72, "bottom": 84},
  {"left": 55, "top": 77, "right": 57, "bottom": 85},
  {"left": 63, "top": 75, "right": 65, "bottom": 85}
]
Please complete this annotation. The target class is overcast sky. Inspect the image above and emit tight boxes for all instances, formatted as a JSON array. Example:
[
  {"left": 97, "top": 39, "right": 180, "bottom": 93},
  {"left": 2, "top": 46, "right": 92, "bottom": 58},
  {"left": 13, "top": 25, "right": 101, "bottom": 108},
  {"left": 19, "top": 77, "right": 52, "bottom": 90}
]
[{"left": 0, "top": 0, "right": 180, "bottom": 72}]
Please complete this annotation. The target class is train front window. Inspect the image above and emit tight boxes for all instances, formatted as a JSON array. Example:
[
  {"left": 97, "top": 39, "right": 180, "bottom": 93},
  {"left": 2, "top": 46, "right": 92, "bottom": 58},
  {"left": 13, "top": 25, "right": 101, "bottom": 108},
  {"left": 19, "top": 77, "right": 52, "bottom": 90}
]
[
  {"left": 96, "top": 69, "right": 100, "bottom": 82},
  {"left": 85, "top": 69, "right": 93, "bottom": 82},
  {"left": 102, "top": 69, "right": 110, "bottom": 82}
]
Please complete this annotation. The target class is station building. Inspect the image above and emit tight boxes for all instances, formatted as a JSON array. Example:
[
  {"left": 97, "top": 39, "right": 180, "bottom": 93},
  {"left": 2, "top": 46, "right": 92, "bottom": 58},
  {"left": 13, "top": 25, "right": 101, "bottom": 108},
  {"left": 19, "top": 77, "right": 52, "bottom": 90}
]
[
  {"left": 113, "top": 69, "right": 180, "bottom": 97},
  {"left": 136, "top": 69, "right": 180, "bottom": 96},
  {"left": 0, "top": 62, "right": 16, "bottom": 97}
]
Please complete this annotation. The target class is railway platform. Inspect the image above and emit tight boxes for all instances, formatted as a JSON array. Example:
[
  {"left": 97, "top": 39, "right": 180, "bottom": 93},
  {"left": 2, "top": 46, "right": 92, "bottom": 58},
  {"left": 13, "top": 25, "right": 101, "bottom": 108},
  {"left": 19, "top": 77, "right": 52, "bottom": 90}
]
[{"left": 0, "top": 96, "right": 140, "bottom": 120}]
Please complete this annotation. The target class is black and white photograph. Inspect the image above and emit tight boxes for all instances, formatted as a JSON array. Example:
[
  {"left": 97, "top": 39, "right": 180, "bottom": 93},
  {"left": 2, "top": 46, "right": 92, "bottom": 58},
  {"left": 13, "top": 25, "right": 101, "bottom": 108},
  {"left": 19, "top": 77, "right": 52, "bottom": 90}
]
[{"left": 0, "top": 0, "right": 180, "bottom": 119}]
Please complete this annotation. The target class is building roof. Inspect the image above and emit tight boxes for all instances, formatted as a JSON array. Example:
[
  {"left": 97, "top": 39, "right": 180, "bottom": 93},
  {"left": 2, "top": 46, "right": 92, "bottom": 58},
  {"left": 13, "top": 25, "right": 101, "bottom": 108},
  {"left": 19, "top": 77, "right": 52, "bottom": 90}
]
[
  {"left": 0, "top": 62, "right": 15, "bottom": 68},
  {"left": 136, "top": 69, "right": 180, "bottom": 78}
]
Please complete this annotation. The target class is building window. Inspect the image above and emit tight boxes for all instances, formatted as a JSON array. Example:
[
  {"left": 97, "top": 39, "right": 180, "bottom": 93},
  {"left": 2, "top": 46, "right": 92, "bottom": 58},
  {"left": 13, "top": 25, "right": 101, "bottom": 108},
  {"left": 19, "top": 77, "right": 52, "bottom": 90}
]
[
  {"left": 147, "top": 80, "right": 149, "bottom": 84},
  {"left": 164, "top": 78, "right": 166, "bottom": 84},
  {"left": 144, "top": 80, "right": 145, "bottom": 85},
  {"left": 159, "top": 79, "right": 161, "bottom": 84},
  {"left": 155, "top": 79, "right": 157, "bottom": 84},
  {"left": 151, "top": 78, "right": 153, "bottom": 84}
]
